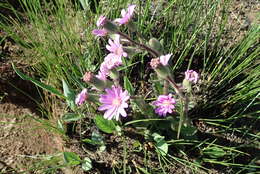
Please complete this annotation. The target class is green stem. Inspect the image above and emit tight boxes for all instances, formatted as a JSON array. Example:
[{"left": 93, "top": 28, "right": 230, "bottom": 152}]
[
  {"left": 117, "top": 31, "right": 160, "bottom": 57},
  {"left": 166, "top": 76, "right": 185, "bottom": 99},
  {"left": 163, "top": 80, "right": 169, "bottom": 95}
]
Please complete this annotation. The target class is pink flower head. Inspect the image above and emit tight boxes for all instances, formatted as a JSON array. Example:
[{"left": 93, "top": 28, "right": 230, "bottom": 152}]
[
  {"left": 153, "top": 94, "right": 176, "bottom": 117},
  {"left": 104, "top": 54, "right": 122, "bottom": 69},
  {"left": 185, "top": 70, "right": 199, "bottom": 83},
  {"left": 106, "top": 34, "right": 127, "bottom": 58},
  {"left": 75, "top": 89, "right": 88, "bottom": 106},
  {"left": 92, "top": 29, "right": 108, "bottom": 37},
  {"left": 96, "top": 53, "right": 123, "bottom": 81},
  {"left": 150, "top": 58, "right": 160, "bottom": 69},
  {"left": 159, "top": 54, "right": 172, "bottom": 66},
  {"left": 96, "top": 15, "right": 107, "bottom": 27},
  {"left": 98, "top": 85, "right": 130, "bottom": 121},
  {"left": 114, "top": 5, "right": 136, "bottom": 25}
]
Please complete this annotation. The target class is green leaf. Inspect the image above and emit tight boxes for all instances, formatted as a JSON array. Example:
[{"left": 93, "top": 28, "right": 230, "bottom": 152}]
[
  {"left": 124, "top": 118, "right": 163, "bottom": 126},
  {"left": 82, "top": 157, "right": 92, "bottom": 171},
  {"left": 94, "top": 115, "right": 116, "bottom": 134},
  {"left": 63, "top": 152, "right": 81, "bottom": 166},
  {"left": 156, "top": 139, "right": 168, "bottom": 156},
  {"left": 62, "top": 79, "right": 76, "bottom": 111},
  {"left": 202, "top": 147, "right": 226, "bottom": 159},
  {"left": 57, "top": 119, "right": 65, "bottom": 134},
  {"left": 62, "top": 113, "right": 83, "bottom": 122},
  {"left": 124, "top": 76, "right": 134, "bottom": 95},
  {"left": 82, "top": 138, "right": 103, "bottom": 145},
  {"left": 12, "top": 63, "right": 65, "bottom": 99},
  {"left": 152, "top": 133, "right": 168, "bottom": 156}
]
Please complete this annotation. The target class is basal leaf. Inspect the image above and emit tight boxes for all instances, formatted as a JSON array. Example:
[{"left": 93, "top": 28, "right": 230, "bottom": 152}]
[
  {"left": 63, "top": 152, "right": 81, "bottom": 165},
  {"left": 12, "top": 63, "right": 65, "bottom": 99},
  {"left": 124, "top": 76, "right": 134, "bottom": 95},
  {"left": 62, "top": 79, "right": 76, "bottom": 111},
  {"left": 82, "top": 157, "right": 92, "bottom": 171},
  {"left": 62, "top": 113, "right": 83, "bottom": 122},
  {"left": 94, "top": 115, "right": 116, "bottom": 134}
]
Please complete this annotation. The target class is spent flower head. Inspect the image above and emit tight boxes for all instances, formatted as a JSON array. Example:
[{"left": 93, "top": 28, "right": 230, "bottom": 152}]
[
  {"left": 75, "top": 89, "right": 88, "bottom": 106},
  {"left": 114, "top": 5, "right": 136, "bottom": 25},
  {"left": 185, "top": 70, "right": 199, "bottom": 83},
  {"left": 153, "top": 94, "right": 176, "bottom": 117},
  {"left": 98, "top": 85, "right": 130, "bottom": 121}
]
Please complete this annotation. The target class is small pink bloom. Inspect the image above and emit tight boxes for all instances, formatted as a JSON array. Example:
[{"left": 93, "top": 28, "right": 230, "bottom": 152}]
[
  {"left": 96, "top": 15, "right": 107, "bottom": 27},
  {"left": 104, "top": 53, "right": 123, "bottom": 69},
  {"left": 185, "top": 70, "right": 199, "bottom": 83},
  {"left": 75, "top": 89, "right": 88, "bottom": 106},
  {"left": 96, "top": 54, "right": 123, "bottom": 80},
  {"left": 153, "top": 94, "right": 176, "bottom": 117},
  {"left": 114, "top": 5, "right": 136, "bottom": 25},
  {"left": 83, "top": 72, "right": 94, "bottom": 82},
  {"left": 98, "top": 85, "right": 130, "bottom": 121},
  {"left": 106, "top": 34, "right": 127, "bottom": 57},
  {"left": 159, "top": 54, "right": 172, "bottom": 66},
  {"left": 150, "top": 58, "right": 160, "bottom": 69},
  {"left": 92, "top": 29, "right": 108, "bottom": 37}
]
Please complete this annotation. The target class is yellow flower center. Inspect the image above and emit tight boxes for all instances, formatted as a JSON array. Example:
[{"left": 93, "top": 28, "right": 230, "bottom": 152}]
[
  {"left": 112, "top": 98, "right": 121, "bottom": 106},
  {"left": 162, "top": 100, "right": 171, "bottom": 106}
]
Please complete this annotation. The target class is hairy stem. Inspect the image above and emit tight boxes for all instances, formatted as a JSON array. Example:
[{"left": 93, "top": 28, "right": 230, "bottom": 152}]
[
  {"left": 117, "top": 31, "right": 160, "bottom": 57},
  {"left": 163, "top": 80, "right": 169, "bottom": 94}
]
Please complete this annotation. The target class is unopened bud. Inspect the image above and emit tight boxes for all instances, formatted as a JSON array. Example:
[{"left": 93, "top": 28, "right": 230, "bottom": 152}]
[
  {"left": 103, "top": 21, "right": 118, "bottom": 33},
  {"left": 75, "top": 89, "right": 88, "bottom": 106},
  {"left": 150, "top": 58, "right": 171, "bottom": 79},
  {"left": 182, "top": 79, "right": 192, "bottom": 92},
  {"left": 83, "top": 71, "right": 106, "bottom": 91},
  {"left": 109, "top": 68, "right": 120, "bottom": 81},
  {"left": 149, "top": 38, "right": 163, "bottom": 54},
  {"left": 123, "top": 47, "right": 140, "bottom": 56}
]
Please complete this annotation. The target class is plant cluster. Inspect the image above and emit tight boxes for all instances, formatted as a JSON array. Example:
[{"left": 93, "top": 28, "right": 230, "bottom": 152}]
[{"left": 75, "top": 4, "right": 200, "bottom": 139}]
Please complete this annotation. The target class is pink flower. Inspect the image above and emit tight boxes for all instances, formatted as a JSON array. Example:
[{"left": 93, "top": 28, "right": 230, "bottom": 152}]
[
  {"left": 75, "top": 89, "right": 88, "bottom": 106},
  {"left": 185, "top": 70, "right": 199, "bottom": 83},
  {"left": 98, "top": 86, "right": 130, "bottom": 120},
  {"left": 152, "top": 94, "right": 176, "bottom": 117},
  {"left": 114, "top": 5, "right": 136, "bottom": 25},
  {"left": 159, "top": 54, "right": 172, "bottom": 66},
  {"left": 92, "top": 29, "right": 108, "bottom": 37},
  {"left": 96, "top": 53, "right": 123, "bottom": 81},
  {"left": 96, "top": 15, "right": 107, "bottom": 27},
  {"left": 106, "top": 34, "right": 127, "bottom": 58}
]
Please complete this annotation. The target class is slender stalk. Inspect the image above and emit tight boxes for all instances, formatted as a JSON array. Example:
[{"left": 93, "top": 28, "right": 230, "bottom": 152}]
[
  {"left": 166, "top": 76, "right": 189, "bottom": 139},
  {"left": 117, "top": 31, "right": 160, "bottom": 57},
  {"left": 163, "top": 80, "right": 169, "bottom": 94},
  {"left": 166, "top": 76, "right": 185, "bottom": 99},
  {"left": 177, "top": 100, "right": 185, "bottom": 139}
]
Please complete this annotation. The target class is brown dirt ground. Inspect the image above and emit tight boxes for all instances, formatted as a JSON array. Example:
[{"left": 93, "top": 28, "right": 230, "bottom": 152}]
[{"left": 0, "top": 0, "right": 259, "bottom": 173}]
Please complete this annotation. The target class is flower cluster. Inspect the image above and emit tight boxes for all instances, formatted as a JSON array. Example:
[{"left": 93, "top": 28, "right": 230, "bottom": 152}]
[{"left": 75, "top": 4, "right": 200, "bottom": 121}]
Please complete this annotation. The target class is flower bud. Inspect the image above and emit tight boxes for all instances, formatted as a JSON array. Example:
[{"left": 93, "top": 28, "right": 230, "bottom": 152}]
[
  {"left": 123, "top": 47, "right": 140, "bottom": 56},
  {"left": 103, "top": 20, "right": 118, "bottom": 33},
  {"left": 150, "top": 58, "right": 171, "bottom": 79},
  {"left": 109, "top": 68, "right": 120, "bottom": 81},
  {"left": 75, "top": 89, "right": 88, "bottom": 106},
  {"left": 182, "top": 78, "right": 192, "bottom": 92},
  {"left": 149, "top": 38, "right": 163, "bottom": 54},
  {"left": 83, "top": 72, "right": 107, "bottom": 91}
]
